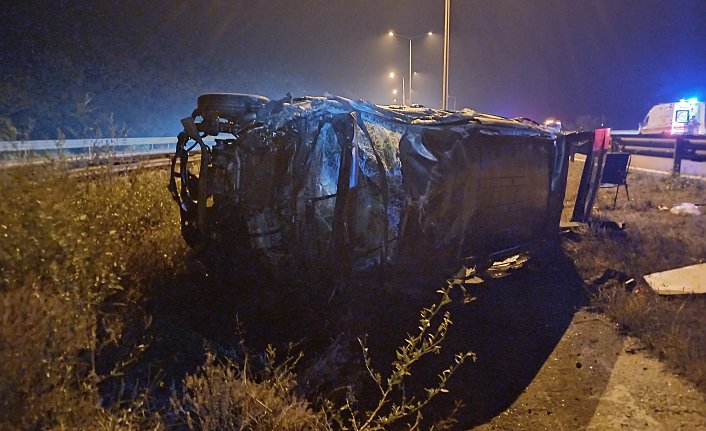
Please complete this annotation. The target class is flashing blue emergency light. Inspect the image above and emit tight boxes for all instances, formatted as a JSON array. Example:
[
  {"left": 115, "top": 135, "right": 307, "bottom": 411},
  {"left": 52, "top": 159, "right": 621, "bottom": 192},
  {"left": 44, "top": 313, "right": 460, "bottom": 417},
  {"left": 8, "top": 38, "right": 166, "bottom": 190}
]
[{"left": 687, "top": 97, "right": 699, "bottom": 103}]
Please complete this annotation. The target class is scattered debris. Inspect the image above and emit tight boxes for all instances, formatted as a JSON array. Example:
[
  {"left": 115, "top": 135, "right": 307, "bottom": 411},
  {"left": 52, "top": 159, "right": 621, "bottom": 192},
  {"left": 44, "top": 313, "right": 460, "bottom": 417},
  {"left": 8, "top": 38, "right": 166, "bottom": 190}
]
[
  {"left": 590, "top": 268, "right": 638, "bottom": 292},
  {"left": 448, "top": 266, "right": 480, "bottom": 304},
  {"left": 559, "top": 221, "right": 588, "bottom": 242},
  {"left": 450, "top": 265, "right": 484, "bottom": 286},
  {"left": 644, "top": 263, "right": 706, "bottom": 295},
  {"left": 589, "top": 219, "right": 626, "bottom": 232},
  {"left": 559, "top": 221, "right": 584, "bottom": 229},
  {"left": 560, "top": 219, "right": 628, "bottom": 241},
  {"left": 486, "top": 254, "right": 530, "bottom": 279},
  {"left": 449, "top": 253, "right": 530, "bottom": 284}
]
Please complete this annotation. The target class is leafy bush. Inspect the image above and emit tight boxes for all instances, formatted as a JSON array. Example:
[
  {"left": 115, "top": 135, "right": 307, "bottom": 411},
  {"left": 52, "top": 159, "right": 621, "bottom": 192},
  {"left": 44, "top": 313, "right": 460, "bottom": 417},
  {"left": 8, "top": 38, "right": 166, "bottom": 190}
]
[{"left": 334, "top": 286, "right": 474, "bottom": 431}]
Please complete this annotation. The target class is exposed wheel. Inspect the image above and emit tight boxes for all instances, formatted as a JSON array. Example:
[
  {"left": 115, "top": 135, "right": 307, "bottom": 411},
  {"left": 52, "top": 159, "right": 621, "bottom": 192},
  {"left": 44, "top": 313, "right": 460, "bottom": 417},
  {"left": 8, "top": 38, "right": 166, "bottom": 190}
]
[{"left": 195, "top": 93, "right": 270, "bottom": 120}]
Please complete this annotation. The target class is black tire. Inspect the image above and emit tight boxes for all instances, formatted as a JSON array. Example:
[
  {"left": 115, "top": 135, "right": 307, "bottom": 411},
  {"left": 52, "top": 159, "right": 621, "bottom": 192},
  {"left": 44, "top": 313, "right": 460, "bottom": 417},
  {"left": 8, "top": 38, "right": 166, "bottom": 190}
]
[{"left": 196, "top": 93, "right": 270, "bottom": 119}]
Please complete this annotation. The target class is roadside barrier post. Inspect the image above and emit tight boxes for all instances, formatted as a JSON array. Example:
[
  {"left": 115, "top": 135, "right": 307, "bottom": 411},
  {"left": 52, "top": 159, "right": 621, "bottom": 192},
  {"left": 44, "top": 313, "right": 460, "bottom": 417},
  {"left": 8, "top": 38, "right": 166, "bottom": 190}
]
[{"left": 673, "top": 139, "right": 685, "bottom": 176}]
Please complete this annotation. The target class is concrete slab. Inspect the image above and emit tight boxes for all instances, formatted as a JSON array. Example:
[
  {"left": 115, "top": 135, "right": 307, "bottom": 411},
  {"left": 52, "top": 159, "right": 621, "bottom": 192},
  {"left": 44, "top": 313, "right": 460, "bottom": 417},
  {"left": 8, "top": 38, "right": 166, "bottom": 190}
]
[
  {"left": 643, "top": 263, "right": 706, "bottom": 295},
  {"left": 586, "top": 337, "right": 706, "bottom": 431}
]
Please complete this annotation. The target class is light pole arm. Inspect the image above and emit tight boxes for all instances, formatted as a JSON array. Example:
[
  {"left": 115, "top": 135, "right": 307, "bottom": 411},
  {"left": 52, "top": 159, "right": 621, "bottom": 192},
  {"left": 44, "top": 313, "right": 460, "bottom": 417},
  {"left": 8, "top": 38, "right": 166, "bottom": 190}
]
[{"left": 388, "top": 31, "right": 432, "bottom": 106}]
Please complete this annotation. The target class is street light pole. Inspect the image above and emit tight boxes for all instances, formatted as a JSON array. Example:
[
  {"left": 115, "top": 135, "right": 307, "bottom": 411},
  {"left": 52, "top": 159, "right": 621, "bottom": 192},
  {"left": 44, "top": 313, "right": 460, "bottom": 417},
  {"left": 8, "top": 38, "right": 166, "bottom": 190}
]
[
  {"left": 402, "top": 76, "right": 406, "bottom": 106},
  {"left": 389, "top": 31, "right": 432, "bottom": 105},
  {"left": 389, "top": 72, "right": 405, "bottom": 105},
  {"left": 408, "top": 38, "right": 412, "bottom": 105},
  {"left": 442, "top": 0, "right": 450, "bottom": 110}
]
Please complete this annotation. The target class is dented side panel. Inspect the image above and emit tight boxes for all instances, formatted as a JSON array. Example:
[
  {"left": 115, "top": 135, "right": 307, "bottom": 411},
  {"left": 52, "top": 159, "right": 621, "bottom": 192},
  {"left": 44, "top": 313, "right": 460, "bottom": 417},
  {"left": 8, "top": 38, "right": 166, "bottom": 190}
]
[{"left": 398, "top": 129, "right": 557, "bottom": 264}]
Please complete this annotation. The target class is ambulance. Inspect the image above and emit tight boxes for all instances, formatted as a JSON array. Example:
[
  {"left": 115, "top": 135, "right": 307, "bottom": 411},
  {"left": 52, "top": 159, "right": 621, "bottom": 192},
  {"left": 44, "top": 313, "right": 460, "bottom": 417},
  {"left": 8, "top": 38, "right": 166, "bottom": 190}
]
[{"left": 638, "top": 98, "right": 705, "bottom": 135}]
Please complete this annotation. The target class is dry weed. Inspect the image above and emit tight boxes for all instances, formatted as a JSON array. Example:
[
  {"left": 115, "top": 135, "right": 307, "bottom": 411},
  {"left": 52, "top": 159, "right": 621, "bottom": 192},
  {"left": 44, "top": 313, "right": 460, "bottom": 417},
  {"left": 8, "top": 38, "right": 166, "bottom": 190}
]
[
  {"left": 170, "top": 351, "right": 330, "bottom": 431},
  {"left": 0, "top": 163, "right": 183, "bottom": 429}
]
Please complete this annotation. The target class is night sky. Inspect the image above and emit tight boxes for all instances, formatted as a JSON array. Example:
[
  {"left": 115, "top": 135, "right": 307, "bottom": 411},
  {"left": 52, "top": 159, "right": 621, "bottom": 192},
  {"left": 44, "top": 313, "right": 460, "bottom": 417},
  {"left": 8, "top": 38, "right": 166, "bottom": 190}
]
[{"left": 2, "top": 0, "right": 706, "bottom": 137}]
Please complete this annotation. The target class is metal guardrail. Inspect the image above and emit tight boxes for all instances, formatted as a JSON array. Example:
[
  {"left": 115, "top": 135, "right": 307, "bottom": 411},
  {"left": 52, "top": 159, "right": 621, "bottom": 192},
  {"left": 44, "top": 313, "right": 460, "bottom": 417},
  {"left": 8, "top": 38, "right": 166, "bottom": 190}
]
[
  {"left": 611, "top": 134, "right": 706, "bottom": 175},
  {"left": 0, "top": 136, "right": 216, "bottom": 155},
  {"left": 0, "top": 139, "right": 206, "bottom": 177},
  {"left": 0, "top": 136, "right": 197, "bottom": 172},
  {"left": 0, "top": 136, "right": 216, "bottom": 172},
  {"left": 0, "top": 137, "right": 172, "bottom": 153}
]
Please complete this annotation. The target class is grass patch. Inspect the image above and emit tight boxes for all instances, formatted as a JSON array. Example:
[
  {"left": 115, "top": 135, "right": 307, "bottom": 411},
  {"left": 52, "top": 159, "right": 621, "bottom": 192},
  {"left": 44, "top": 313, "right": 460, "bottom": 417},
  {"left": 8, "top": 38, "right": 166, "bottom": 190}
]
[
  {"left": 0, "top": 162, "right": 184, "bottom": 429},
  {"left": 0, "top": 162, "right": 471, "bottom": 429}
]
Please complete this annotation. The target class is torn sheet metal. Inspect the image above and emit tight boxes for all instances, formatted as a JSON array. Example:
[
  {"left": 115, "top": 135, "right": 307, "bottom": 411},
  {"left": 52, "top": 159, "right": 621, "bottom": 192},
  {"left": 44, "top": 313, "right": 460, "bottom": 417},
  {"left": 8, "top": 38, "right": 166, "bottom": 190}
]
[{"left": 169, "top": 93, "right": 568, "bottom": 277}]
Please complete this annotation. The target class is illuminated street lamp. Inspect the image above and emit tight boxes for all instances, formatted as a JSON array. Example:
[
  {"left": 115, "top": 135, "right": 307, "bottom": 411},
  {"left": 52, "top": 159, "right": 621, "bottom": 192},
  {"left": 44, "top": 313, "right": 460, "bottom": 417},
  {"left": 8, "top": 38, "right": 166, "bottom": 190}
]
[
  {"left": 388, "top": 30, "right": 433, "bottom": 105},
  {"left": 388, "top": 71, "right": 405, "bottom": 105}
]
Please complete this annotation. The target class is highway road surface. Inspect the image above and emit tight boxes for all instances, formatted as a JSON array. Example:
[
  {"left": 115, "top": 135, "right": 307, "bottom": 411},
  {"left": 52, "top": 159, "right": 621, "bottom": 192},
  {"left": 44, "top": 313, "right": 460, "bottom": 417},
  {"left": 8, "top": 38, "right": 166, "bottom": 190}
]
[{"left": 628, "top": 154, "right": 705, "bottom": 177}]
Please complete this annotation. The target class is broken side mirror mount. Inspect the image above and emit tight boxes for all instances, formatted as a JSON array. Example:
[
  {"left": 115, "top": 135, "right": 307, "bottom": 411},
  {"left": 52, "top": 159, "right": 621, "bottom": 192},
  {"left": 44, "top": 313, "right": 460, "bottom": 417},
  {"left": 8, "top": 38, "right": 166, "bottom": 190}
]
[{"left": 181, "top": 117, "right": 205, "bottom": 147}]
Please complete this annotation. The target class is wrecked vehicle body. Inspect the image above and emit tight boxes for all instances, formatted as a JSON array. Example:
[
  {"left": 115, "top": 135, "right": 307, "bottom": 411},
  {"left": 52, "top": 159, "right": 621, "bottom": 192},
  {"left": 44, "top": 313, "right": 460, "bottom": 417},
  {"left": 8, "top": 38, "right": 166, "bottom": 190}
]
[{"left": 169, "top": 93, "right": 568, "bottom": 279}]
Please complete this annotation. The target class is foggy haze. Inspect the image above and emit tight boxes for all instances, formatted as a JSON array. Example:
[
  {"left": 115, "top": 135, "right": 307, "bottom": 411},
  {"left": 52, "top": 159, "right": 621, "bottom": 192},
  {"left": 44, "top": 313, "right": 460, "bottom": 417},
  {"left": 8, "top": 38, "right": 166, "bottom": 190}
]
[{"left": 1, "top": 0, "right": 705, "bottom": 138}]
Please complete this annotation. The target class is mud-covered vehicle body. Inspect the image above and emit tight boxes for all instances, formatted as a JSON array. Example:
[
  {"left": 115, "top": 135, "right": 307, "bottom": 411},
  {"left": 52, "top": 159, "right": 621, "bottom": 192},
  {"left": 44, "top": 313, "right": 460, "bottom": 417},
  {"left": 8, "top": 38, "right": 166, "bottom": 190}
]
[{"left": 169, "top": 93, "right": 568, "bottom": 278}]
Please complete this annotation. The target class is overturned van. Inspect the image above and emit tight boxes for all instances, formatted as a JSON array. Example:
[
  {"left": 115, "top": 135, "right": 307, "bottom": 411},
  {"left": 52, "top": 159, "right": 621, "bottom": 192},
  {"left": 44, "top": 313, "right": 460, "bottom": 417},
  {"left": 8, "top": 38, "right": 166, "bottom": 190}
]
[{"left": 169, "top": 93, "right": 568, "bottom": 279}]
